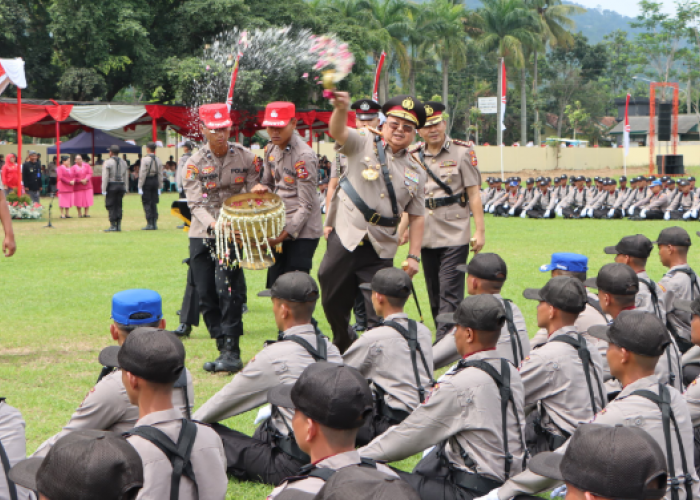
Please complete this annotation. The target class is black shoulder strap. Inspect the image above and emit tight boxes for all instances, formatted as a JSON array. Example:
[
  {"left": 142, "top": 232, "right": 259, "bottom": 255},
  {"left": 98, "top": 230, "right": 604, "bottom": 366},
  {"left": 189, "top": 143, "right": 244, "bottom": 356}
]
[
  {"left": 173, "top": 370, "right": 192, "bottom": 420},
  {"left": 305, "top": 457, "right": 378, "bottom": 482},
  {"left": 285, "top": 334, "right": 327, "bottom": 361},
  {"left": 503, "top": 300, "right": 525, "bottom": 365},
  {"left": 126, "top": 420, "right": 198, "bottom": 500},
  {"left": 0, "top": 401, "right": 18, "bottom": 500},
  {"left": 456, "top": 359, "right": 526, "bottom": 479},
  {"left": 419, "top": 147, "right": 454, "bottom": 196},
  {"left": 382, "top": 320, "right": 434, "bottom": 403},
  {"left": 630, "top": 384, "right": 692, "bottom": 500},
  {"left": 549, "top": 334, "right": 605, "bottom": 415},
  {"left": 638, "top": 277, "right": 663, "bottom": 319},
  {"left": 374, "top": 135, "right": 398, "bottom": 219},
  {"left": 669, "top": 268, "right": 700, "bottom": 299}
]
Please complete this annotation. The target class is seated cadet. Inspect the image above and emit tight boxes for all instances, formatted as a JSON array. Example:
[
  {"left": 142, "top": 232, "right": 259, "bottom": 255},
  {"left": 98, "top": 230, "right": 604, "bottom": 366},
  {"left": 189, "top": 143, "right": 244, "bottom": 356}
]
[
  {"left": 359, "top": 295, "right": 535, "bottom": 500},
  {"left": 508, "top": 177, "right": 535, "bottom": 217},
  {"left": 631, "top": 180, "right": 670, "bottom": 219},
  {"left": 482, "top": 311, "right": 700, "bottom": 500},
  {"left": 509, "top": 424, "right": 668, "bottom": 500},
  {"left": 608, "top": 175, "right": 636, "bottom": 217},
  {"left": 587, "top": 179, "right": 619, "bottom": 218},
  {"left": 9, "top": 430, "right": 144, "bottom": 500},
  {"left": 0, "top": 399, "right": 32, "bottom": 500},
  {"left": 491, "top": 181, "right": 519, "bottom": 216},
  {"left": 343, "top": 268, "right": 434, "bottom": 446},
  {"left": 267, "top": 362, "right": 404, "bottom": 500},
  {"left": 192, "top": 272, "right": 342, "bottom": 485},
  {"left": 520, "top": 180, "right": 553, "bottom": 219},
  {"left": 33, "top": 289, "right": 194, "bottom": 456},
  {"left": 555, "top": 176, "right": 587, "bottom": 218},
  {"left": 480, "top": 178, "right": 494, "bottom": 207},
  {"left": 120, "top": 329, "right": 227, "bottom": 500},
  {"left": 585, "top": 263, "right": 682, "bottom": 392},
  {"left": 578, "top": 179, "right": 607, "bottom": 218},
  {"left": 667, "top": 179, "right": 696, "bottom": 220},
  {"left": 622, "top": 176, "right": 649, "bottom": 216},
  {"left": 484, "top": 179, "right": 505, "bottom": 213},
  {"left": 657, "top": 227, "right": 700, "bottom": 354},
  {"left": 520, "top": 276, "right": 605, "bottom": 455},
  {"left": 433, "top": 253, "right": 530, "bottom": 369}
]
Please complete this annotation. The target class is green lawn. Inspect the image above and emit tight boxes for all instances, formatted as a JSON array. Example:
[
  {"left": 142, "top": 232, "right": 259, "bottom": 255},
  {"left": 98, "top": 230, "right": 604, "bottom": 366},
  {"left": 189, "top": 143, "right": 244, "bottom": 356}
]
[{"left": 0, "top": 190, "right": 696, "bottom": 498}]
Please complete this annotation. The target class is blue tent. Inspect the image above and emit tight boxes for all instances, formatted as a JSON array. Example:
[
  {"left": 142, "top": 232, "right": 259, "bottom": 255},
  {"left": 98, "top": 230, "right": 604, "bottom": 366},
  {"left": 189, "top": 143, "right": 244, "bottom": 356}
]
[{"left": 47, "top": 130, "right": 142, "bottom": 155}]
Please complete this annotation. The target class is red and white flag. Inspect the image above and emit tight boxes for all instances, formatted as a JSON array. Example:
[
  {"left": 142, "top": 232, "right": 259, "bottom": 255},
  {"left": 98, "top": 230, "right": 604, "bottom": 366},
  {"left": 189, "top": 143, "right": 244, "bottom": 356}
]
[
  {"left": 500, "top": 59, "right": 507, "bottom": 131},
  {"left": 0, "top": 58, "right": 26, "bottom": 96},
  {"left": 372, "top": 52, "right": 385, "bottom": 103},
  {"left": 226, "top": 53, "right": 242, "bottom": 112},
  {"left": 623, "top": 93, "right": 631, "bottom": 156}
]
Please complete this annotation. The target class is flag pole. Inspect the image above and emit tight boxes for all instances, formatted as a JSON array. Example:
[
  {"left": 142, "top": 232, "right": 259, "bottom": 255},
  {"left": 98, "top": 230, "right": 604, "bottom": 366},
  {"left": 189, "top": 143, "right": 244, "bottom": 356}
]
[
  {"left": 17, "top": 87, "right": 23, "bottom": 196},
  {"left": 497, "top": 58, "right": 503, "bottom": 180}
]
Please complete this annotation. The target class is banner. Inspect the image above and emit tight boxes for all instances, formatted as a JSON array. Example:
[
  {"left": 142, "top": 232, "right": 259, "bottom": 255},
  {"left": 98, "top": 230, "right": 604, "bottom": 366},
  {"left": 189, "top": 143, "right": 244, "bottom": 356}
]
[
  {"left": 0, "top": 58, "right": 26, "bottom": 97},
  {"left": 500, "top": 59, "right": 507, "bottom": 131}
]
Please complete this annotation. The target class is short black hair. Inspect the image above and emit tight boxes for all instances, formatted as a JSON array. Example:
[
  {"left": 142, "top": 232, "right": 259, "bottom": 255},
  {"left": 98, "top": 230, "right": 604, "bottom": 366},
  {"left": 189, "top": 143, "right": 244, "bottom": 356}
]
[
  {"left": 385, "top": 295, "right": 409, "bottom": 308},
  {"left": 115, "top": 313, "right": 160, "bottom": 334},
  {"left": 553, "top": 269, "right": 587, "bottom": 282},
  {"left": 280, "top": 299, "right": 316, "bottom": 322},
  {"left": 607, "top": 293, "right": 636, "bottom": 308}
]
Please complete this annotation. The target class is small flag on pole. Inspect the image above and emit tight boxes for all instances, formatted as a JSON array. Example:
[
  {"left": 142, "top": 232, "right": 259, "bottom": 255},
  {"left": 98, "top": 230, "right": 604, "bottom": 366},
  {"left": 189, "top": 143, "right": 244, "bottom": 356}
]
[
  {"left": 0, "top": 58, "right": 26, "bottom": 97},
  {"left": 500, "top": 59, "right": 507, "bottom": 131},
  {"left": 372, "top": 52, "right": 385, "bottom": 103},
  {"left": 623, "top": 93, "right": 631, "bottom": 156},
  {"left": 226, "top": 53, "right": 242, "bottom": 112}
]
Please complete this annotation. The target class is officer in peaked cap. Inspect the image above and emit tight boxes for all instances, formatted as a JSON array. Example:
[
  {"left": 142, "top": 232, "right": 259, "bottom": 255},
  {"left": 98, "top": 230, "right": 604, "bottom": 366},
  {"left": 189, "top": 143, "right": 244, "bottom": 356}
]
[
  {"left": 321, "top": 92, "right": 428, "bottom": 353},
  {"left": 410, "top": 100, "right": 485, "bottom": 342}
]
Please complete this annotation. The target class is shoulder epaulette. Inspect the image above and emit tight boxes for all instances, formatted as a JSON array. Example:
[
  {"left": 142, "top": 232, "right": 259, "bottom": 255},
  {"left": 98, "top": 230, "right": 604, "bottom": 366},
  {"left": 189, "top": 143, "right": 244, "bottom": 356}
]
[
  {"left": 452, "top": 139, "right": 474, "bottom": 148},
  {"left": 409, "top": 143, "right": 423, "bottom": 154},
  {"left": 366, "top": 126, "right": 381, "bottom": 136}
]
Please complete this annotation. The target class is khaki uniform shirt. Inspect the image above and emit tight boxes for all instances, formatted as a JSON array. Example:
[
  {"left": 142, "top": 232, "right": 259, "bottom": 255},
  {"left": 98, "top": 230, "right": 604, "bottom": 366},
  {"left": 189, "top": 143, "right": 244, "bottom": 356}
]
[
  {"left": 513, "top": 187, "right": 536, "bottom": 209},
  {"left": 661, "top": 264, "right": 699, "bottom": 343},
  {"left": 261, "top": 134, "right": 323, "bottom": 240},
  {"left": 615, "top": 186, "right": 631, "bottom": 206},
  {"left": 668, "top": 191, "right": 696, "bottom": 211},
  {"left": 551, "top": 185, "right": 569, "bottom": 204},
  {"left": 360, "top": 351, "right": 526, "bottom": 482},
  {"left": 500, "top": 375, "right": 700, "bottom": 500},
  {"left": 267, "top": 450, "right": 398, "bottom": 499},
  {"left": 33, "top": 368, "right": 194, "bottom": 457},
  {"left": 493, "top": 189, "right": 519, "bottom": 208},
  {"left": 520, "top": 326, "right": 605, "bottom": 437},
  {"left": 416, "top": 138, "right": 480, "bottom": 249},
  {"left": 101, "top": 157, "right": 128, "bottom": 193},
  {"left": 637, "top": 271, "right": 667, "bottom": 324},
  {"left": 328, "top": 129, "right": 426, "bottom": 258},
  {"left": 623, "top": 187, "right": 649, "bottom": 209},
  {"left": 634, "top": 191, "right": 670, "bottom": 210},
  {"left": 0, "top": 401, "right": 31, "bottom": 500},
  {"left": 684, "top": 374, "right": 700, "bottom": 427},
  {"left": 486, "top": 188, "right": 506, "bottom": 206},
  {"left": 138, "top": 154, "right": 164, "bottom": 190},
  {"left": 127, "top": 408, "right": 227, "bottom": 500},
  {"left": 193, "top": 324, "right": 342, "bottom": 430},
  {"left": 589, "top": 190, "right": 618, "bottom": 209},
  {"left": 175, "top": 152, "right": 192, "bottom": 192},
  {"left": 433, "top": 295, "right": 529, "bottom": 369},
  {"left": 330, "top": 153, "right": 347, "bottom": 179},
  {"left": 480, "top": 187, "right": 493, "bottom": 206},
  {"left": 522, "top": 189, "right": 551, "bottom": 211},
  {"left": 183, "top": 142, "right": 259, "bottom": 239},
  {"left": 556, "top": 187, "right": 588, "bottom": 209},
  {"left": 342, "top": 313, "right": 433, "bottom": 413}
]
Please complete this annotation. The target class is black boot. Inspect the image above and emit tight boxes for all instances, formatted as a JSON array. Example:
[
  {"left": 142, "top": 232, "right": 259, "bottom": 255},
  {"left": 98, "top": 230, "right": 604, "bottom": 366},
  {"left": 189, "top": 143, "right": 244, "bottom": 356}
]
[
  {"left": 104, "top": 221, "right": 118, "bottom": 232},
  {"left": 153, "top": 218, "right": 158, "bottom": 230},
  {"left": 203, "top": 338, "right": 224, "bottom": 372},
  {"left": 116, "top": 220, "right": 122, "bottom": 232},
  {"left": 174, "top": 323, "right": 192, "bottom": 338},
  {"left": 142, "top": 218, "right": 154, "bottom": 230},
  {"left": 213, "top": 335, "right": 243, "bottom": 373}
]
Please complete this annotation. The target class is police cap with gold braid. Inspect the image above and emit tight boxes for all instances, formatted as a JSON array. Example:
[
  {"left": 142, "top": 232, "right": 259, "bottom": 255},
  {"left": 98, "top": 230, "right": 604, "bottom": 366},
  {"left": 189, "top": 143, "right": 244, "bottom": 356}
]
[
  {"left": 351, "top": 99, "right": 382, "bottom": 121},
  {"left": 423, "top": 101, "right": 446, "bottom": 127},
  {"left": 381, "top": 95, "right": 427, "bottom": 129}
]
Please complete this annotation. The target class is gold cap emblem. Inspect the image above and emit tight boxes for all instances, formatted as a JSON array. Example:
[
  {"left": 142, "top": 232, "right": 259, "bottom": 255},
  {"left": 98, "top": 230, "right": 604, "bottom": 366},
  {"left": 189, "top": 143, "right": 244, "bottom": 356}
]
[
  {"left": 402, "top": 97, "right": 414, "bottom": 110},
  {"left": 425, "top": 105, "right": 434, "bottom": 116}
]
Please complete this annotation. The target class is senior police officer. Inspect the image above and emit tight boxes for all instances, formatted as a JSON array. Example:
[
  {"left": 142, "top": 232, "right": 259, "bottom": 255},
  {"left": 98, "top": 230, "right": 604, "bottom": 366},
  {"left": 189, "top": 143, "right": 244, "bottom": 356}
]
[
  {"left": 101, "top": 145, "right": 128, "bottom": 232},
  {"left": 252, "top": 101, "right": 323, "bottom": 287},
  {"left": 138, "top": 142, "right": 164, "bottom": 230},
  {"left": 182, "top": 103, "right": 260, "bottom": 373},
  {"left": 411, "top": 101, "right": 484, "bottom": 342},
  {"left": 320, "top": 92, "right": 428, "bottom": 352}
]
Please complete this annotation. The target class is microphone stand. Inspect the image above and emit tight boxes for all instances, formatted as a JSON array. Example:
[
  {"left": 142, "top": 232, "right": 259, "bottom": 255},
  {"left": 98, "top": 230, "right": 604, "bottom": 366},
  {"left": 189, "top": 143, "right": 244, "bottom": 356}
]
[{"left": 44, "top": 193, "right": 55, "bottom": 228}]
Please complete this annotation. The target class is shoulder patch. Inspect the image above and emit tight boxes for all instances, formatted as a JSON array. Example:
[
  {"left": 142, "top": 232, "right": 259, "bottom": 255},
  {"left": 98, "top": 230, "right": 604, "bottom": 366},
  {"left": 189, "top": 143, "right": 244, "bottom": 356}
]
[
  {"left": 658, "top": 283, "right": 667, "bottom": 293},
  {"left": 295, "top": 161, "right": 309, "bottom": 179},
  {"left": 452, "top": 139, "right": 474, "bottom": 148}
]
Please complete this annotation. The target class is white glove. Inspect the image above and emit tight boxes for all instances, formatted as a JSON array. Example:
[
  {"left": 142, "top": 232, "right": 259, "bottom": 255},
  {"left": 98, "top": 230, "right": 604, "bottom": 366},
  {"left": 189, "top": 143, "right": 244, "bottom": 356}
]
[
  {"left": 138, "top": 188, "right": 144, "bottom": 195},
  {"left": 474, "top": 488, "right": 501, "bottom": 500},
  {"left": 508, "top": 207, "right": 515, "bottom": 216},
  {"left": 544, "top": 209, "right": 551, "bottom": 218},
  {"left": 628, "top": 206, "right": 635, "bottom": 215},
  {"left": 640, "top": 209, "right": 647, "bottom": 218},
  {"left": 484, "top": 204, "right": 490, "bottom": 212},
  {"left": 504, "top": 204, "right": 509, "bottom": 209},
  {"left": 550, "top": 485, "right": 567, "bottom": 498},
  {"left": 102, "top": 191, "right": 107, "bottom": 196},
  {"left": 582, "top": 208, "right": 589, "bottom": 217},
  {"left": 489, "top": 205, "right": 496, "bottom": 214},
  {"left": 178, "top": 187, "right": 183, "bottom": 193},
  {"left": 607, "top": 208, "right": 615, "bottom": 218},
  {"left": 664, "top": 211, "right": 671, "bottom": 220},
  {"left": 693, "top": 210, "right": 699, "bottom": 219},
  {"left": 254, "top": 405, "right": 272, "bottom": 424},
  {"left": 158, "top": 189, "right": 161, "bottom": 195},
  {"left": 520, "top": 211, "right": 527, "bottom": 218},
  {"left": 683, "top": 211, "right": 691, "bottom": 219},
  {"left": 556, "top": 207, "right": 563, "bottom": 217}
]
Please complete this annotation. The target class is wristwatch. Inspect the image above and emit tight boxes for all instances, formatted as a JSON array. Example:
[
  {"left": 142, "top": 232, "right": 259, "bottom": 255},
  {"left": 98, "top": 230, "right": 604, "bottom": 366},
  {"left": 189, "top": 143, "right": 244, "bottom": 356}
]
[{"left": 407, "top": 254, "right": 421, "bottom": 263}]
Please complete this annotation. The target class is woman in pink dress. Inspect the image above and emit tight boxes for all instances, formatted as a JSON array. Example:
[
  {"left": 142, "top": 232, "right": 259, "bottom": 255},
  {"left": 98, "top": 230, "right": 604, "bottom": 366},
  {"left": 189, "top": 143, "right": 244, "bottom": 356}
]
[
  {"left": 56, "top": 155, "right": 75, "bottom": 218},
  {"left": 71, "top": 154, "right": 92, "bottom": 218},
  {"left": 80, "top": 156, "right": 94, "bottom": 216}
]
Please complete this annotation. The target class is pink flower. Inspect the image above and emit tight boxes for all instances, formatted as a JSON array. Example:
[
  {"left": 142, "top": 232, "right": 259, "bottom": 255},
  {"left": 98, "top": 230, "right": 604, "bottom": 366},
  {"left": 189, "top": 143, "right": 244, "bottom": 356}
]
[
  {"left": 206, "top": 65, "right": 211, "bottom": 71},
  {"left": 302, "top": 73, "right": 309, "bottom": 78}
]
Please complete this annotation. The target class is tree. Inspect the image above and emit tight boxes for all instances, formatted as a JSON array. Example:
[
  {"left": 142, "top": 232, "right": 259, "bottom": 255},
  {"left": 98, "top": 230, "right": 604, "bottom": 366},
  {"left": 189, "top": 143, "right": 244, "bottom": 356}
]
[
  {"left": 564, "top": 100, "right": 589, "bottom": 139},
  {"left": 602, "top": 29, "right": 638, "bottom": 97}
]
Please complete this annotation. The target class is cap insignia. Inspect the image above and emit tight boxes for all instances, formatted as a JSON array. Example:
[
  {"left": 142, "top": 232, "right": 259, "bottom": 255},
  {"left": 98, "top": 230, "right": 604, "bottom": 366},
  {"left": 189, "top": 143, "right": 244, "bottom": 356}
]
[
  {"left": 271, "top": 110, "right": 278, "bottom": 118},
  {"left": 214, "top": 112, "right": 222, "bottom": 119},
  {"left": 360, "top": 102, "right": 370, "bottom": 111},
  {"left": 402, "top": 97, "right": 414, "bottom": 110},
  {"left": 425, "top": 105, "right": 434, "bottom": 116}
]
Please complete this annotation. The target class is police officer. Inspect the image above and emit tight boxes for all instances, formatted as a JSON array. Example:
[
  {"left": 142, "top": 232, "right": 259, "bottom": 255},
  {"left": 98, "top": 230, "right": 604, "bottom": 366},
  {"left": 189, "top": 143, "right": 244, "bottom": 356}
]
[
  {"left": 584, "top": 179, "right": 618, "bottom": 218},
  {"left": 521, "top": 180, "right": 552, "bottom": 218},
  {"left": 252, "top": 102, "right": 323, "bottom": 287},
  {"left": 555, "top": 175, "right": 587, "bottom": 218},
  {"left": 343, "top": 268, "right": 434, "bottom": 445},
  {"left": 412, "top": 101, "right": 484, "bottom": 341},
  {"left": 624, "top": 176, "right": 650, "bottom": 216},
  {"left": 0, "top": 399, "right": 31, "bottom": 500},
  {"left": 33, "top": 289, "right": 194, "bottom": 456},
  {"left": 360, "top": 294, "right": 531, "bottom": 500},
  {"left": 121, "top": 329, "right": 228, "bottom": 500},
  {"left": 138, "top": 142, "right": 164, "bottom": 230},
  {"left": 510, "top": 177, "right": 535, "bottom": 216},
  {"left": 667, "top": 179, "right": 695, "bottom": 220},
  {"left": 175, "top": 141, "right": 194, "bottom": 197},
  {"left": 267, "top": 362, "right": 402, "bottom": 500},
  {"left": 101, "top": 145, "right": 128, "bottom": 232},
  {"left": 320, "top": 93, "right": 428, "bottom": 352},
  {"left": 632, "top": 180, "right": 669, "bottom": 219},
  {"left": 676, "top": 296, "right": 700, "bottom": 470},
  {"left": 182, "top": 103, "right": 259, "bottom": 373},
  {"left": 192, "top": 272, "right": 342, "bottom": 485},
  {"left": 491, "top": 181, "right": 520, "bottom": 216},
  {"left": 21, "top": 151, "right": 41, "bottom": 205},
  {"left": 483, "top": 178, "right": 505, "bottom": 212}
]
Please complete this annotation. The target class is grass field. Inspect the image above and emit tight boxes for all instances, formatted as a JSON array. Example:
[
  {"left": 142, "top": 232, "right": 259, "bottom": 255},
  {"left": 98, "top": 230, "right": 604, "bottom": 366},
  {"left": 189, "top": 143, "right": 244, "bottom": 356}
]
[{"left": 1, "top": 188, "right": 699, "bottom": 498}]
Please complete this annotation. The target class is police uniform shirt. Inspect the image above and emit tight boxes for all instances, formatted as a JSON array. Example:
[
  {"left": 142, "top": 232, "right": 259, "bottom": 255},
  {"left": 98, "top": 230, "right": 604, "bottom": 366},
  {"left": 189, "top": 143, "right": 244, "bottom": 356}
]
[
  {"left": 127, "top": 408, "right": 228, "bottom": 500},
  {"left": 668, "top": 191, "right": 695, "bottom": 211},
  {"left": 183, "top": 142, "right": 259, "bottom": 239},
  {"left": 556, "top": 187, "right": 587, "bottom": 209},
  {"left": 417, "top": 138, "right": 480, "bottom": 249},
  {"left": 523, "top": 189, "right": 551, "bottom": 211},
  {"left": 0, "top": 401, "right": 32, "bottom": 500},
  {"left": 589, "top": 190, "right": 618, "bottom": 210},
  {"left": 332, "top": 128, "right": 426, "bottom": 258},
  {"left": 520, "top": 325, "right": 605, "bottom": 437},
  {"left": 342, "top": 313, "right": 434, "bottom": 413},
  {"left": 261, "top": 134, "right": 323, "bottom": 240},
  {"left": 493, "top": 189, "right": 519, "bottom": 208},
  {"left": 486, "top": 188, "right": 506, "bottom": 206},
  {"left": 684, "top": 375, "right": 700, "bottom": 427},
  {"left": 137, "top": 154, "right": 164, "bottom": 190},
  {"left": 33, "top": 369, "right": 194, "bottom": 457},
  {"left": 193, "top": 324, "right": 342, "bottom": 427},
  {"left": 513, "top": 186, "right": 536, "bottom": 209},
  {"left": 499, "top": 375, "right": 700, "bottom": 500},
  {"left": 432, "top": 295, "right": 530, "bottom": 369},
  {"left": 621, "top": 186, "right": 647, "bottom": 209},
  {"left": 637, "top": 271, "right": 667, "bottom": 325},
  {"left": 175, "top": 152, "right": 193, "bottom": 192},
  {"left": 359, "top": 351, "right": 527, "bottom": 482},
  {"left": 661, "top": 264, "right": 698, "bottom": 342},
  {"left": 634, "top": 191, "right": 670, "bottom": 211},
  {"left": 101, "top": 157, "right": 128, "bottom": 193}
]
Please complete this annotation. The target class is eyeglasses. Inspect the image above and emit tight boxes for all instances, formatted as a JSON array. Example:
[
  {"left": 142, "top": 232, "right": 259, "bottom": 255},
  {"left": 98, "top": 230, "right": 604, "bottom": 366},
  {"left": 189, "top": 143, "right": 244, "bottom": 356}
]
[{"left": 386, "top": 120, "right": 416, "bottom": 134}]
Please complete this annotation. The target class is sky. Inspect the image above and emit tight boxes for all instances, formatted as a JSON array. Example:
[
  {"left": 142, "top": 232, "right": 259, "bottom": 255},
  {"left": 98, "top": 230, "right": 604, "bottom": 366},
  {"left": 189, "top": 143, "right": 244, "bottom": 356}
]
[{"left": 571, "top": 0, "right": 677, "bottom": 17}]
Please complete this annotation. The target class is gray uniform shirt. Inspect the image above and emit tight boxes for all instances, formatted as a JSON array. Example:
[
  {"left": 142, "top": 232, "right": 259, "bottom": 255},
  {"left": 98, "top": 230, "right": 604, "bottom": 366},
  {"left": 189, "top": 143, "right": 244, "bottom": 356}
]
[
  {"left": 621, "top": 187, "right": 648, "bottom": 209},
  {"left": 661, "top": 264, "right": 699, "bottom": 343},
  {"left": 513, "top": 187, "right": 536, "bottom": 209},
  {"left": 342, "top": 313, "right": 434, "bottom": 413},
  {"left": 360, "top": 350, "right": 527, "bottom": 482},
  {"left": 138, "top": 154, "right": 164, "bottom": 190},
  {"left": 522, "top": 189, "right": 551, "bottom": 211},
  {"left": 668, "top": 191, "right": 695, "bottom": 211},
  {"left": 556, "top": 187, "right": 588, "bottom": 209},
  {"left": 127, "top": 408, "right": 228, "bottom": 500},
  {"left": 101, "top": 157, "right": 128, "bottom": 193},
  {"left": 0, "top": 401, "right": 31, "bottom": 500},
  {"left": 499, "top": 375, "right": 700, "bottom": 500},
  {"left": 634, "top": 191, "right": 670, "bottom": 210},
  {"left": 175, "top": 152, "right": 192, "bottom": 192}
]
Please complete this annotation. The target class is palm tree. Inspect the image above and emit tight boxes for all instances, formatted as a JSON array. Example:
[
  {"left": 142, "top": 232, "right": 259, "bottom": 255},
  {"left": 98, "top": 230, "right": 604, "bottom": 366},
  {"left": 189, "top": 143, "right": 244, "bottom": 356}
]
[
  {"left": 473, "top": 0, "right": 540, "bottom": 145},
  {"left": 404, "top": 3, "right": 431, "bottom": 97}
]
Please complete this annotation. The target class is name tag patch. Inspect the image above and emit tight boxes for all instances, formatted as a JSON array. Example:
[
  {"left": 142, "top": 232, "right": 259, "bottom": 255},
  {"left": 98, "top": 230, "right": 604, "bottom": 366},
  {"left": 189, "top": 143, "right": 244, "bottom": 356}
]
[
  {"left": 234, "top": 176, "right": 245, "bottom": 184},
  {"left": 441, "top": 160, "right": 456, "bottom": 168},
  {"left": 405, "top": 170, "right": 419, "bottom": 184},
  {"left": 284, "top": 176, "right": 295, "bottom": 185},
  {"left": 201, "top": 166, "right": 215, "bottom": 175},
  {"left": 205, "top": 181, "right": 217, "bottom": 189}
]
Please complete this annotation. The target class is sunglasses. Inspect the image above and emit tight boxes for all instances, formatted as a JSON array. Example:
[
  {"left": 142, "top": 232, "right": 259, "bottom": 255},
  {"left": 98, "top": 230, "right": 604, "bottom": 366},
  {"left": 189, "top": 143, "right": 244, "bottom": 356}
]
[{"left": 386, "top": 120, "right": 416, "bottom": 134}]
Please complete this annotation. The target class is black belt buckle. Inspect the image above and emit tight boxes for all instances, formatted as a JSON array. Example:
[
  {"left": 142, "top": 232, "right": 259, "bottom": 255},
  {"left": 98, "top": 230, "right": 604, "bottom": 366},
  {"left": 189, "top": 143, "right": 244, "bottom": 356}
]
[
  {"left": 427, "top": 197, "right": 436, "bottom": 210},
  {"left": 369, "top": 213, "right": 381, "bottom": 225}
]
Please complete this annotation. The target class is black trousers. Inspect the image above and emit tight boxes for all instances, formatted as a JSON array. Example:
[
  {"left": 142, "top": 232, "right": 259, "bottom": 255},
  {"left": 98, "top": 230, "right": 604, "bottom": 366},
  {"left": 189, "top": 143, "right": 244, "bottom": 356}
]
[
  {"left": 526, "top": 208, "right": 554, "bottom": 219},
  {"left": 355, "top": 401, "right": 401, "bottom": 447},
  {"left": 105, "top": 184, "right": 125, "bottom": 222},
  {"left": 592, "top": 208, "right": 621, "bottom": 219},
  {"left": 266, "top": 238, "right": 320, "bottom": 288},
  {"left": 561, "top": 206, "right": 583, "bottom": 219},
  {"left": 141, "top": 176, "right": 160, "bottom": 220},
  {"left": 643, "top": 209, "right": 665, "bottom": 220},
  {"left": 422, "top": 245, "right": 469, "bottom": 343},
  {"left": 668, "top": 209, "right": 690, "bottom": 220},
  {"left": 319, "top": 230, "right": 393, "bottom": 353},
  {"left": 210, "top": 422, "right": 306, "bottom": 485},
  {"left": 189, "top": 238, "right": 243, "bottom": 339},
  {"left": 49, "top": 177, "right": 57, "bottom": 194}
]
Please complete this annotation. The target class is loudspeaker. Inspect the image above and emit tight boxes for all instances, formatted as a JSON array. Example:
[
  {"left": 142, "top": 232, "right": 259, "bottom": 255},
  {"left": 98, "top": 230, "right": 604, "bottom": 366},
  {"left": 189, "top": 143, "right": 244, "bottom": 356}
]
[
  {"left": 657, "top": 155, "right": 684, "bottom": 175},
  {"left": 658, "top": 102, "right": 672, "bottom": 141}
]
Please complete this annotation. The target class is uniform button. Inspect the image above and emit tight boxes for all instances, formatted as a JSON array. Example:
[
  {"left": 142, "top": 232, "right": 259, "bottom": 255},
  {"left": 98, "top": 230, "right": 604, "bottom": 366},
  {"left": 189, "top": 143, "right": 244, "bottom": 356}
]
[
  {"left": 456, "top": 215, "right": 460, "bottom": 219},
  {"left": 380, "top": 194, "right": 385, "bottom": 198},
  {"left": 634, "top": 418, "right": 643, "bottom": 426},
  {"left": 389, "top": 175, "right": 393, "bottom": 180},
  {"left": 429, "top": 192, "right": 433, "bottom": 197},
  {"left": 432, "top": 159, "right": 436, "bottom": 163},
  {"left": 429, "top": 210, "right": 433, "bottom": 215}
]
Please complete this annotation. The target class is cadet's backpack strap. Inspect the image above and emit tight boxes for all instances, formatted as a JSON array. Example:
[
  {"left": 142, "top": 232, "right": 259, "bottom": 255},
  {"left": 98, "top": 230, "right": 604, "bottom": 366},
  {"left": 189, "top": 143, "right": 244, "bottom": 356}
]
[
  {"left": 266, "top": 406, "right": 311, "bottom": 463},
  {"left": 585, "top": 297, "right": 608, "bottom": 323},
  {"left": 173, "top": 370, "right": 192, "bottom": 420},
  {"left": 382, "top": 320, "right": 434, "bottom": 403},
  {"left": 304, "top": 458, "right": 378, "bottom": 483},
  {"left": 630, "top": 384, "right": 692, "bottom": 500},
  {"left": 549, "top": 334, "right": 604, "bottom": 415},
  {"left": 503, "top": 300, "right": 524, "bottom": 365},
  {"left": 671, "top": 268, "right": 700, "bottom": 299},
  {"left": 375, "top": 135, "right": 399, "bottom": 222},
  {"left": 126, "top": 419, "right": 198, "bottom": 500},
  {"left": 0, "top": 401, "right": 18, "bottom": 500},
  {"left": 285, "top": 335, "right": 327, "bottom": 362},
  {"left": 97, "top": 365, "right": 116, "bottom": 384}
]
